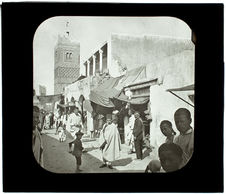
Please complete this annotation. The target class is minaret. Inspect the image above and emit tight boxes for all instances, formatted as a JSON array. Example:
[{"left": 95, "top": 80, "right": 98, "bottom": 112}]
[
  {"left": 54, "top": 21, "right": 80, "bottom": 94},
  {"left": 66, "top": 21, "right": 70, "bottom": 37}
]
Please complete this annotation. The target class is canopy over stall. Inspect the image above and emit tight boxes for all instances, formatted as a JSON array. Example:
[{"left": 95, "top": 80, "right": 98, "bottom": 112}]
[
  {"left": 113, "top": 93, "right": 149, "bottom": 105},
  {"left": 167, "top": 84, "right": 194, "bottom": 107},
  {"left": 114, "top": 65, "right": 147, "bottom": 91},
  {"left": 167, "top": 84, "right": 194, "bottom": 91},
  {"left": 112, "top": 66, "right": 155, "bottom": 106},
  {"left": 89, "top": 65, "right": 150, "bottom": 107},
  {"left": 89, "top": 76, "right": 122, "bottom": 108}
]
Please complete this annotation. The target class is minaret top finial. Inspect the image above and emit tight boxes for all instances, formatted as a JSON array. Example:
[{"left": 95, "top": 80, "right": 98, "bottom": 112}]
[{"left": 66, "top": 21, "right": 69, "bottom": 37}]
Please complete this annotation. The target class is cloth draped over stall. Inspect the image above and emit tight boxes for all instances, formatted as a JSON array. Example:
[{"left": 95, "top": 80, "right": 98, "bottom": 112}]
[
  {"left": 114, "top": 65, "right": 147, "bottom": 91},
  {"left": 113, "top": 66, "right": 151, "bottom": 105},
  {"left": 89, "top": 65, "right": 154, "bottom": 124},
  {"left": 113, "top": 93, "right": 150, "bottom": 105},
  {"left": 167, "top": 84, "right": 194, "bottom": 91},
  {"left": 89, "top": 65, "right": 150, "bottom": 108},
  {"left": 89, "top": 77, "right": 122, "bottom": 108},
  {"left": 90, "top": 66, "right": 151, "bottom": 109}
]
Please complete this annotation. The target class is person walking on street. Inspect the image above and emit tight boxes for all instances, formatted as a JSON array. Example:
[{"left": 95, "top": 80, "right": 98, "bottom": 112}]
[
  {"left": 43, "top": 112, "right": 51, "bottom": 130},
  {"left": 55, "top": 109, "right": 62, "bottom": 135},
  {"left": 49, "top": 111, "right": 54, "bottom": 129},
  {"left": 133, "top": 111, "right": 145, "bottom": 160},
  {"left": 99, "top": 114, "right": 121, "bottom": 169},
  {"left": 96, "top": 114, "right": 105, "bottom": 138},
  {"left": 125, "top": 109, "right": 136, "bottom": 154}
]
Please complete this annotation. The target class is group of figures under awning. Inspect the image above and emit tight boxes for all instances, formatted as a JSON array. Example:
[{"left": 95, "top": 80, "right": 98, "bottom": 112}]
[{"left": 85, "top": 66, "right": 154, "bottom": 140}]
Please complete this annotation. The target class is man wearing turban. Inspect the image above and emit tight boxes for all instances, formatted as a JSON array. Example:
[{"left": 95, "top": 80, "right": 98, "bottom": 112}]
[{"left": 99, "top": 114, "right": 121, "bottom": 169}]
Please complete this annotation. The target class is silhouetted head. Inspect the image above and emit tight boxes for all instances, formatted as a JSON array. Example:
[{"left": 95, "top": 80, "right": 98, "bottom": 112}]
[
  {"left": 159, "top": 143, "right": 183, "bottom": 172},
  {"left": 147, "top": 160, "right": 161, "bottom": 173}
]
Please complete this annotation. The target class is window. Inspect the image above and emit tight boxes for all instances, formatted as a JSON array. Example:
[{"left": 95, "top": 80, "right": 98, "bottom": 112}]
[
  {"left": 65, "top": 52, "right": 73, "bottom": 61},
  {"left": 66, "top": 52, "right": 69, "bottom": 59},
  {"left": 55, "top": 51, "right": 58, "bottom": 62}
]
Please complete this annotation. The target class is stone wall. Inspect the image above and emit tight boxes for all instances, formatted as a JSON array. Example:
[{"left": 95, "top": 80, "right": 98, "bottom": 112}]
[
  {"left": 109, "top": 34, "right": 194, "bottom": 77},
  {"left": 148, "top": 49, "right": 195, "bottom": 159}
]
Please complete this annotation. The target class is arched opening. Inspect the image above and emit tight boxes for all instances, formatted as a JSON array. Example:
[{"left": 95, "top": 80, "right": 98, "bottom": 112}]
[{"left": 69, "top": 53, "right": 73, "bottom": 59}]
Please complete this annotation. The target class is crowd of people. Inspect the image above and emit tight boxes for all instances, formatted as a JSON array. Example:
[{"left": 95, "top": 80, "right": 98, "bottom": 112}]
[{"left": 33, "top": 100, "right": 194, "bottom": 173}]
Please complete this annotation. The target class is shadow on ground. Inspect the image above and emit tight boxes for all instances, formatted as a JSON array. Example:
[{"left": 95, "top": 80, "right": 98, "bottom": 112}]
[
  {"left": 42, "top": 134, "right": 119, "bottom": 173},
  {"left": 42, "top": 133, "right": 151, "bottom": 174},
  {"left": 112, "top": 158, "right": 133, "bottom": 166}
]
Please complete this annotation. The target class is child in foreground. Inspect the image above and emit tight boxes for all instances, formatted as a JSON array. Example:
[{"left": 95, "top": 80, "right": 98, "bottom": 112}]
[
  {"left": 145, "top": 159, "right": 161, "bottom": 173},
  {"left": 160, "top": 120, "right": 176, "bottom": 143},
  {"left": 173, "top": 108, "right": 194, "bottom": 167},
  {"left": 158, "top": 142, "right": 183, "bottom": 172},
  {"left": 71, "top": 131, "right": 84, "bottom": 173}
]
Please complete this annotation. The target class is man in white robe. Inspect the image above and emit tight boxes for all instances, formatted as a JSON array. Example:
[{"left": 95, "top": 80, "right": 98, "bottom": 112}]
[
  {"left": 125, "top": 109, "right": 135, "bottom": 154},
  {"left": 67, "top": 107, "right": 83, "bottom": 153},
  {"left": 69, "top": 107, "right": 83, "bottom": 135},
  {"left": 99, "top": 114, "right": 121, "bottom": 169}
]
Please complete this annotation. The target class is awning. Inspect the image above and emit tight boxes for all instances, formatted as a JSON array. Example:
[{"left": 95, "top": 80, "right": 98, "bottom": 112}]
[
  {"left": 91, "top": 102, "right": 114, "bottom": 115},
  {"left": 90, "top": 88, "right": 120, "bottom": 108},
  {"left": 113, "top": 92, "right": 149, "bottom": 105},
  {"left": 89, "top": 65, "right": 149, "bottom": 107},
  {"left": 89, "top": 77, "right": 121, "bottom": 108},
  {"left": 166, "top": 84, "right": 194, "bottom": 107},
  {"left": 167, "top": 84, "right": 194, "bottom": 92},
  {"left": 188, "top": 95, "right": 194, "bottom": 103},
  {"left": 114, "top": 65, "right": 147, "bottom": 91}
]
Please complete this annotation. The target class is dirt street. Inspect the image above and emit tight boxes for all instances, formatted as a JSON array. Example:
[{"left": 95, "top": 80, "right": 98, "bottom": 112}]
[{"left": 41, "top": 129, "right": 157, "bottom": 174}]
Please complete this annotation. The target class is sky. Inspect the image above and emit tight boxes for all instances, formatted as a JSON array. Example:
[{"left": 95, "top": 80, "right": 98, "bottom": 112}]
[{"left": 33, "top": 16, "right": 191, "bottom": 95}]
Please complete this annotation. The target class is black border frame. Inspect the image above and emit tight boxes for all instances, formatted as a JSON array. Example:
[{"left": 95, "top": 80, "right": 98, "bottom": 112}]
[{"left": 2, "top": 3, "right": 224, "bottom": 192}]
